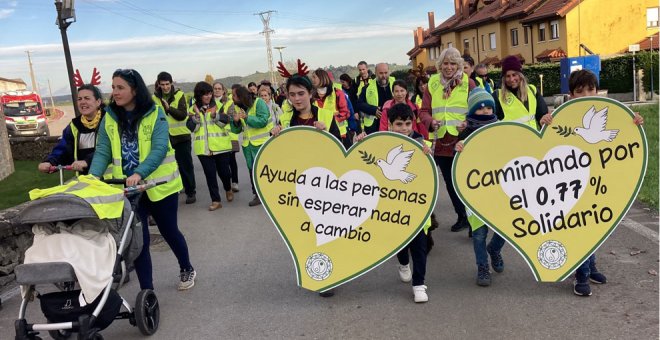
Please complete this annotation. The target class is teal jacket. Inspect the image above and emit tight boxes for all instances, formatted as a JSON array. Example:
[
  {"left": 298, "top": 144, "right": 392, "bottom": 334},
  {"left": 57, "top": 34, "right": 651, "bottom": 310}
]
[
  {"left": 229, "top": 99, "right": 270, "bottom": 134},
  {"left": 89, "top": 105, "right": 170, "bottom": 179}
]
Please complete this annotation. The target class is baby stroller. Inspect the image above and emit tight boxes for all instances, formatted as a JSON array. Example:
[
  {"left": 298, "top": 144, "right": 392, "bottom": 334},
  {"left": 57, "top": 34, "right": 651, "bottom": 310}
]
[{"left": 14, "top": 178, "right": 160, "bottom": 340}]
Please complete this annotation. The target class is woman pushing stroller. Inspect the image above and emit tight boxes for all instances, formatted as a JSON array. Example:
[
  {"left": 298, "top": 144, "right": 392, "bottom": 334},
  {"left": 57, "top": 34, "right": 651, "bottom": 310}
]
[{"left": 89, "top": 68, "right": 197, "bottom": 291}]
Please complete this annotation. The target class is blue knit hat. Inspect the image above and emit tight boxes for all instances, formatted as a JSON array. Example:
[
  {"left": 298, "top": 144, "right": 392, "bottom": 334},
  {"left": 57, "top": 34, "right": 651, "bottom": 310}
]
[{"left": 467, "top": 87, "right": 495, "bottom": 116}]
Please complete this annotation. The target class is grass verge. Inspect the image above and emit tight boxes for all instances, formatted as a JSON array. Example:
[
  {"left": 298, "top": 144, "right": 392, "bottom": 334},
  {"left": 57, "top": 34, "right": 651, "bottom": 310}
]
[
  {"left": 0, "top": 161, "right": 74, "bottom": 210},
  {"left": 634, "top": 104, "right": 658, "bottom": 209}
]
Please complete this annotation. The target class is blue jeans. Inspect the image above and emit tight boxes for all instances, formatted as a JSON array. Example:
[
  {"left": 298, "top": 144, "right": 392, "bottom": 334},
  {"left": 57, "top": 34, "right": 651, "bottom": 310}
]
[
  {"left": 397, "top": 231, "right": 427, "bottom": 286},
  {"left": 135, "top": 193, "right": 193, "bottom": 290},
  {"left": 472, "top": 226, "right": 505, "bottom": 266},
  {"left": 576, "top": 254, "right": 596, "bottom": 279}
]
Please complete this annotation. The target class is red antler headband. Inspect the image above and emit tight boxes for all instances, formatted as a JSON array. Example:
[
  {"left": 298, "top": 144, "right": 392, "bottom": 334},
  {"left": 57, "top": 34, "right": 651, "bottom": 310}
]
[
  {"left": 277, "top": 59, "right": 309, "bottom": 78},
  {"left": 73, "top": 68, "right": 102, "bottom": 87}
]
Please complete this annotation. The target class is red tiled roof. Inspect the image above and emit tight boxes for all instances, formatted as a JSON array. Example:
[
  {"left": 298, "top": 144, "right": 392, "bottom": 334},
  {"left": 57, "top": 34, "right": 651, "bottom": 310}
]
[
  {"left": 521, "top": 0, "right": 581, "bottom": 23},
  {"left": 481, "top": 55, "right": 501, "bottom": 66},
  {"left": 499, "top": 0, "right": 545, "bottom": 20},
  {"left": 432, "top": 15, "right": 460, "bottom": 36},
  {"left": 638, "top": 32, "right": 659, "bottom": 51},
  {"left": 420, "top": 34, "right": 440, "bottom": 48},
  {"left": 535, "top": 47, "right": 567, "bottom": 61},
  {"left": 454, "top": 1, "right": 508, "bottom": 31},
  {"left": 407, "top": 46, "right": 422, "bottom": 59}
]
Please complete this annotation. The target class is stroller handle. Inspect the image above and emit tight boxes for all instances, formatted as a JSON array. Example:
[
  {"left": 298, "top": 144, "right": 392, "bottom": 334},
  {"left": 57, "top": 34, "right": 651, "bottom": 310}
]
[
  {"left": 48, "top": 165, "right": 73, "bottom": 173},
  {"left": 102, "top": 179, "right": 167, "bottom": 195}
]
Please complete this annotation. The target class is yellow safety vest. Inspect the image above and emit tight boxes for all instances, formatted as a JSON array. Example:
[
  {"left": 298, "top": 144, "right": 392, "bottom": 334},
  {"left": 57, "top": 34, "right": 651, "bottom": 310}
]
[
  {"left": 192, "top": 103, "right": 231, "bottom": 156},
  {"left": 498, "top": 85, "right": 538, "bottom": 129},
  {"left": 241, "top": 98, "right": 273, "bottom": 147},
  {"left": 217, "top": 98, "right": 240, "bottom": 143},
  {"left": 104, "top": 106, "right": 183, "bottom": 201},
  {"left": 152, "top": 91, "right": 191, "bottom": 136},
  {"left": 314, "top": 89, "right": 348, "bottom": 136},
  {"left": 29, "top": 175, "right": 125, "bottom": 219},
  {"left": 280, "top": 100, "right": 294, "bottom": 128},
  {"left": 475, "top": 77, "right": 495, "bottom": 94},
  {"left": 364, "top": 77, "right": 395, "bottom": 127},
  {"left": 428, "top": 73, "right": 469, "bottom": 138}
]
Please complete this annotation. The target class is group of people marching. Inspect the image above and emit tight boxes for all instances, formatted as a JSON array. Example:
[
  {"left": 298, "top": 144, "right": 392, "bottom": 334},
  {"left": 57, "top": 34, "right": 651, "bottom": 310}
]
[{"left": 38, "top": 46, "right": 644, "bottom": 303}]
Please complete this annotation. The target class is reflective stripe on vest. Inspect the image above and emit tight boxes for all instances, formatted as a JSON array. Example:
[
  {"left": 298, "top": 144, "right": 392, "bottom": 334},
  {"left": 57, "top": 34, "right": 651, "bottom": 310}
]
[
  {"left": 314, "top": 89, "right": 347, "bottom": 136},
  {"left": 153, "top": 91, "right": 191, "bottom": 136},
  {"left": 499, "top": 84, "right": 538, "bottom": 130},
  {"left": 429, "top": 73, "right": 469, "bottom": 138},
  {"left": 467, "top": 209, "right": 485, "bottom": 231},
  {"left": 242, "top": 98, "right": 272, "bottom": 147},
  {"left": 363, "top": 77, "right": 395, "bottom": 127},
  {"left": 104, "top": 106, "right": 183, "bottom": 201},
  {"left": 29, "top": 175, "right": 125, "bottom": 219},
  {"left": 192, "top": 104, "right": 231, "bottom": 155}
]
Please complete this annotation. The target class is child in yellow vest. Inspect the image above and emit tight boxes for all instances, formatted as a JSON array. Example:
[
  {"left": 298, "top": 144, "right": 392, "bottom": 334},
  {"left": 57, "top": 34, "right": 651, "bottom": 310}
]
[{"left": 455, "top": 87, "right": 506, "bottom": 286}]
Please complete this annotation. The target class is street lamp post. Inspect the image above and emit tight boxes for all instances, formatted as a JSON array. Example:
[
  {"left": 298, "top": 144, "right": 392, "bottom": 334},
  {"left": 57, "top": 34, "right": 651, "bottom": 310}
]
[
  {"left": 274, "top": 46, "right": 286, "bottom": 64},
  {"left": 55, "top": 0, "right": 79, "bottom": 116}
]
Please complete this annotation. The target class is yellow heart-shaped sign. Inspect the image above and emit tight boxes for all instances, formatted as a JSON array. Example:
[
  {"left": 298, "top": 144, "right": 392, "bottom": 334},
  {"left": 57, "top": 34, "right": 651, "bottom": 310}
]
[
  {"left": 453, "top": 97, "right": 648, "bottom": 281},
  {"left": 254, "top": 127, "right": 438, "bottom": 292}
]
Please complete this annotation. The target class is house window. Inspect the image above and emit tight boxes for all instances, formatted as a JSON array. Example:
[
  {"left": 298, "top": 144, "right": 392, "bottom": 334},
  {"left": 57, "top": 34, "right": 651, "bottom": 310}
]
[
  {"left": 448, "top": 42, "right": 453, "bottom": 49},
  {"left": 550, "top": 20, "right": 559, "bottom": 40},
  {"left": 524, "top": 26, "right": 529, "bottom": 44},
  {"left": 472, "top": 37, "right": 476, "bottom": 53},
  {"left": 538, "top": 23, "right": 546, "bottom": 42},
  {"left": 489, "top": 33, "right": 496, "bottom": 50},
  {"left": 463, "top": 39, "right": 470, "bottom": 52},
  {"left": 511, "top": 28, "right": 519, "bottom": 46},
  {"left": 481, "top": 35, "right": 485, "bottom": 51},
  {"left": 648, "top": 7, "right": 659, "bottom": 27}
]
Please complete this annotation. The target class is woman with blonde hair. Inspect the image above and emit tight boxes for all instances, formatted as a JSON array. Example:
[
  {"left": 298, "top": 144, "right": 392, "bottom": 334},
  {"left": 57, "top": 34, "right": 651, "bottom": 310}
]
[
  {"left": 418, "top": 47, "right": 476, "bottom": 233},
  {"left": 494, "top": 55, "right": 549, "bottom": 129}
]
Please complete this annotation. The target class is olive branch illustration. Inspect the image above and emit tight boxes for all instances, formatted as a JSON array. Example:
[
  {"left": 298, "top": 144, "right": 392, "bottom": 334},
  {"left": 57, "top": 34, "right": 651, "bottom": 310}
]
[
  {"left": 552, "top": 125, "right": 573, "bottom": 137},
  {"left": 359, "top": 150, "right": 376, "bottom": 165}
]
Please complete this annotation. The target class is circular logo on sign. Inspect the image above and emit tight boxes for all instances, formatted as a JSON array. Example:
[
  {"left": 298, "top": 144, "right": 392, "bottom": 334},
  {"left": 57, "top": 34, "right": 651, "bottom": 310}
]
[
  {"left": 305, "top": 252, "right": 333, "bottom": 281},
  {"left": 537, "top": 240, "right": 567, "bottom": 270}
]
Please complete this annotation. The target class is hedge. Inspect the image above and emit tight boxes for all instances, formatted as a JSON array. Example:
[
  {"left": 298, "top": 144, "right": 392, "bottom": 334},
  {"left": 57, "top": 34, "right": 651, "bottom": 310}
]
[{"left": 403, "top": 51, "right": 659, "bottom": 96}]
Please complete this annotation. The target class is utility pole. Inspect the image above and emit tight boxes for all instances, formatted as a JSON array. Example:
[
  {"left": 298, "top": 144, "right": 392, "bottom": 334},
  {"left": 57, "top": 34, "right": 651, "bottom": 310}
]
[
  {"left": 26, "top": 51, "right": 39, "bottom": 95},
  {"left": 256, "top": 10, "right": 276, "bottom": 86},
  {"left": 47, "top": 79, "right": 56, "bottom": 110}
]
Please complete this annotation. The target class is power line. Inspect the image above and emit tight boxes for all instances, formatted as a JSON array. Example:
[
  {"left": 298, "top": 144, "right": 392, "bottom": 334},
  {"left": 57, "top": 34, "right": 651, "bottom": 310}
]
[
  {"left": 114, "top": 0, "right": 225, "bottom": 36},
  {"left": 79, "top": 0, "right": 207, "bottom": 38}
]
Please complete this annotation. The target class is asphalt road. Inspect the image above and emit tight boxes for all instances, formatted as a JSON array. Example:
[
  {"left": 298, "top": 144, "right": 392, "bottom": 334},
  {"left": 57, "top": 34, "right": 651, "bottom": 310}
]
[{"left": 0, "top": 152, "right": 657, "bottom": 339}]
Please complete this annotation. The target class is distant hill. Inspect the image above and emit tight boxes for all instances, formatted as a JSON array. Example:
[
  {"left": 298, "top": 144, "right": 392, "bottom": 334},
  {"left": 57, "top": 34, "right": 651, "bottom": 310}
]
[{"left": 53, "top": 63, "right": 411, "bottom": 104}]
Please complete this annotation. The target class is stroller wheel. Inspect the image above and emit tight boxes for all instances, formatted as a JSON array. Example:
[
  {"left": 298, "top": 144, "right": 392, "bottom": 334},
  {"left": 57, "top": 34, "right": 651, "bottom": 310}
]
[
  {"left": 135, "top": 289, "right": 159, "bottom": 335},
  {"left": 48, "top": 329, "right": 72, "bottom": 340}
]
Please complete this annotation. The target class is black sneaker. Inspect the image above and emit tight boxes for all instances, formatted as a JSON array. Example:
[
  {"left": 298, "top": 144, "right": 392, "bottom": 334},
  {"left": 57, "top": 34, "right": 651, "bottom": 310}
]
[
  {"left": 185, "top": 194, "right": 196, "bottom": 204},
  {"left": 589, "top": 271, "right": 607, "bottom": 284},
  {"left": 450, "top": 217, "right": 469, "bottom": 232},
  {"left": 574, "top": 276, "right": 592, "bottom": 296},
  {"left": 248, "top": 195, "right": 261, "bottom": 207},
  {"left": 477, "top": 264, "right": 491, "bottom": 286},
  {"left": 487, "top": 245, "right": 504, "bottom": 273}
]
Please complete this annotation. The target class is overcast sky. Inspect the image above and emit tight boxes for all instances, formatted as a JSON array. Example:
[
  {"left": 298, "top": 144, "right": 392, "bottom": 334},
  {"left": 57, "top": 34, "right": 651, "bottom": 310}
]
[{"left": 0, "top": 0, "right": 453, "bottom": 95}]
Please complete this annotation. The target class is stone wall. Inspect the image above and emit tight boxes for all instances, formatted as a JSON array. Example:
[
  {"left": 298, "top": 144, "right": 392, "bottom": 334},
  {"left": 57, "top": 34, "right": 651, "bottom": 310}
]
[
  {"left": 10, "top": 136, "right": 60, "bottom": 161},
  {"left": 0, "top": 202, "right": 33, "bottom": 291}
]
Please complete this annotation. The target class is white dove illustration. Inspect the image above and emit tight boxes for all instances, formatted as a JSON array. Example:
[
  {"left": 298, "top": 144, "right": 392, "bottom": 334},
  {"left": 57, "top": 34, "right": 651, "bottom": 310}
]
[
  {"left": 376, "top": 145, "right": 417, "bottom": 183},
  {"left": 573, "top": 106, "right": 619, "bottom": 144}
]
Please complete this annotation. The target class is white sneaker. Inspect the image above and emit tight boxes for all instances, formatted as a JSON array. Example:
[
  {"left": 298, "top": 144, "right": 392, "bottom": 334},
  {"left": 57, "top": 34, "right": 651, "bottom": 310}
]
[
  {"left": 398, "top": 264, "right": 412, "bottom": 282},
  {"left": 413, "top": 285, "right": 428, "bottom": 303},
  {"left": 178, "top": 269, "right": 196, "bottom": 290}
]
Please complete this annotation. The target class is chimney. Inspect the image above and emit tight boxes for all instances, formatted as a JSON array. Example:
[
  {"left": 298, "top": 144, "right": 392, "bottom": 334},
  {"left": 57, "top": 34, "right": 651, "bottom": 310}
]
[
  {"left": 416, "top": 27, "right": 424, "bottom": 46},
  {"left": 454, "top": 0, "right": 462, "bottom": 16},
  {"left": 428, "top": 12, "right": 435, "bottom": 30},
  {"left": 500, "top": 0, "right": 509, "bottom": 7},
  {"left": 462, "top": 0, "right": 470, "bottom": 19}
]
